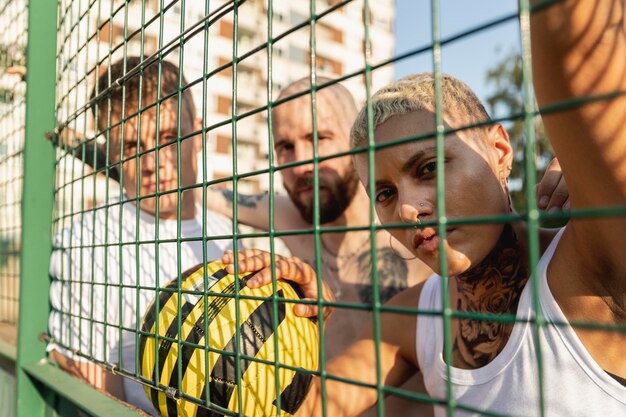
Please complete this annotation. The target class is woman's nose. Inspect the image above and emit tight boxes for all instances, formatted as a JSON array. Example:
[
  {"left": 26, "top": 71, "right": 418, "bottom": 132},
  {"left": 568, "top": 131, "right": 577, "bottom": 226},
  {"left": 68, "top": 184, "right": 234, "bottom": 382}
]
[{"left": 399, "top": 202, "right": 420, "bottom": 224}]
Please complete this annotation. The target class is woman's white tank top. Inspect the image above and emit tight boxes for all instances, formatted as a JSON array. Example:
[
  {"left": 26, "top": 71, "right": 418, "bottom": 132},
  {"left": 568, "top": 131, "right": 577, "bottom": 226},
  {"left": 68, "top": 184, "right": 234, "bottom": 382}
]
[{"left": 416, "top": 228, "right": 626, "bottom": 416}]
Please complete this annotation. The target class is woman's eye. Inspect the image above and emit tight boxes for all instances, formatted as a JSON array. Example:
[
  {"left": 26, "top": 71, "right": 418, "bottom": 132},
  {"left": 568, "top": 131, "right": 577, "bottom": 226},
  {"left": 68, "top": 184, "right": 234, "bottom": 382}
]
[
  {"left": 418, "top": 161, "right": 437, "bottom": 177},
  {"left": 375, "top": 188, "right": 395, "bottom": 204}
]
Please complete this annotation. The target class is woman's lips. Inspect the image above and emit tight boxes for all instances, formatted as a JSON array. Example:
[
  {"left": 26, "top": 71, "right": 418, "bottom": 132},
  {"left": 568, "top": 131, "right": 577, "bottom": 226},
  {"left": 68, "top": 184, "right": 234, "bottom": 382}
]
[{"left": 412, "top": 227, "right": 454, "bottom": 253}]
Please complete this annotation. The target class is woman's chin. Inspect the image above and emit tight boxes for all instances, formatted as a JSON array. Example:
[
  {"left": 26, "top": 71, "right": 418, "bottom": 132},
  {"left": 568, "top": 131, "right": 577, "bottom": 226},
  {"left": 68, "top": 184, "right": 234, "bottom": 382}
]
[{"left": 423, "top": 253, "right": 472, "bottom": 277}]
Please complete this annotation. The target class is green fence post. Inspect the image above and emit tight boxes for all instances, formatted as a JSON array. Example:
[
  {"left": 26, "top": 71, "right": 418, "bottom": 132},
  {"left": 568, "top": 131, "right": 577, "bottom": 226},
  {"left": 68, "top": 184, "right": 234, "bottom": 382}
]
[{"left": 15, "top": 0, "right": 58, "bottom": 415}]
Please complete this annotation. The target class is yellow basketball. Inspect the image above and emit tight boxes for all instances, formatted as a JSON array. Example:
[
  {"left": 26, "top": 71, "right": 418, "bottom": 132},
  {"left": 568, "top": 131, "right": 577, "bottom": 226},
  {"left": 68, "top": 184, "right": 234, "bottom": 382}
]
[{"left": 138, "top": 260, "right": 319, "bottom": 417}]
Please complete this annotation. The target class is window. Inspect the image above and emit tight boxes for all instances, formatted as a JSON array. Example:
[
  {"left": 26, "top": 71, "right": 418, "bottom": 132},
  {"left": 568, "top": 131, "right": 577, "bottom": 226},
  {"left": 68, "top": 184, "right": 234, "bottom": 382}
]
[
  {"left": 316, "top": 23, "right": 343, "bottom": 44},
  {"left": 288, "top": 45, "right": 308, "bottom": 64},
  {"left": 217, "top": 56, "right": 233, "bottom": 78},
  {"left": 219, "top": 19, "right": 233, "bottom": 38},
  {"left": 217, "top": 95, "right": 232, "bottom": 115},
  {"left": 317, "top": 54, "right": 342, "bottom": 75},
  {"left": 289, "top": 10, "right": 307, "bottom": 25},
  {"left": 215, "top": 134, "right": 231, "bottom": 154}
]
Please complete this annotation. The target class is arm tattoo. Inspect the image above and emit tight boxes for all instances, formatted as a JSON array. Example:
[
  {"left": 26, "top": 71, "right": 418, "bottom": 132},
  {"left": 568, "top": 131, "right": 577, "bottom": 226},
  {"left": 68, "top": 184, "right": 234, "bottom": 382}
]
[
  {"left": 220, "top": 189, "right": 267, "bottom": 209},
  {"left": 355, "top": 248, "right": 409, "bottom": 304}
]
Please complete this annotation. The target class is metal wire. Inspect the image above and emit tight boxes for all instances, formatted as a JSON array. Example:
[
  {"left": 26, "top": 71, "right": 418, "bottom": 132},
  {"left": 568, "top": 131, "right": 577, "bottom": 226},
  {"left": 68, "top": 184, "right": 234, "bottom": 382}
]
[
  {"left": 3, "top": 0, "right": 625, "bottom": 416},
  {"left": 0, "top": 0, "right": 27, "bottom": 329}
]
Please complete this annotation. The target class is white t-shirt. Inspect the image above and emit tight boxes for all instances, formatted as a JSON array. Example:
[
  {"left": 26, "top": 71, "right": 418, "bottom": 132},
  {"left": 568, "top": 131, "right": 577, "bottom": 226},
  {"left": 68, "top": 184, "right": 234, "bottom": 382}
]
[
  {"left": 48, "top": 198, "right": 234, "bottom": 415},
  {"left": 416, "top": 228, "right": 626, "bottom": 417}
]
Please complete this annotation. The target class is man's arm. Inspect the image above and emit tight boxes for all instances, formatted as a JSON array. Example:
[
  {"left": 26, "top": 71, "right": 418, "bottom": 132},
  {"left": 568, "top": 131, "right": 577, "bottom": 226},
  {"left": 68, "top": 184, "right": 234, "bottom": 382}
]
[
  {"left": 297, "top": 285, "right": 421, "bottom": 417},
  {"left": 50, "top": 349, "right": 126, "bottom": 400},
  {"left": 203, "top": 186, "right": 311, "bottom": 232}
]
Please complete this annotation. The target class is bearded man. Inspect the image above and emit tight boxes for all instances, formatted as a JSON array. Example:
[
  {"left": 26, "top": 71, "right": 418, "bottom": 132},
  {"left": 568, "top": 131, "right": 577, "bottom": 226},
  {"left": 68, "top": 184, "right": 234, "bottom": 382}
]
[{"left": 208, "top": 79, "right": 430, "bottom": 356}]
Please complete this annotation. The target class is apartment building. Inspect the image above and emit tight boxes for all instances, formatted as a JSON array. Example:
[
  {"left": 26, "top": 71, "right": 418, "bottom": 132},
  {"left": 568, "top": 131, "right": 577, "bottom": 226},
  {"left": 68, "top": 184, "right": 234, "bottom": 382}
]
[
  {"left": 163, "top": 0, "right": 395, "bottom": 193},
  {"left": 54, "top": 0, "right": 395, "bottom": 211}
]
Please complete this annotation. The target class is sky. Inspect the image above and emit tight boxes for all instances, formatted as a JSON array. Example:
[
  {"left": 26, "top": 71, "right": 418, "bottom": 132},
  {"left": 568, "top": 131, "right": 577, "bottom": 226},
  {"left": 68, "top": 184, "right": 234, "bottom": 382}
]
[{"left": 393, "top": 0, "right": 520, "bottom": 102}]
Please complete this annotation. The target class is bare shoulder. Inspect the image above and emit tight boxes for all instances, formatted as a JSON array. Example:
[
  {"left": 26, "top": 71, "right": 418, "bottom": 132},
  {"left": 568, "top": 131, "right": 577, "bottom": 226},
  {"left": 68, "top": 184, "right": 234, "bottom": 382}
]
[
  {"left": 336, "top": 281, "right": 426, "bottom": 359},
  {"left": 385, "top": 281, "right": 426, "bottom": 308},
  {"left": 377, "top": 281, "right": 429, "bottom": 368}
]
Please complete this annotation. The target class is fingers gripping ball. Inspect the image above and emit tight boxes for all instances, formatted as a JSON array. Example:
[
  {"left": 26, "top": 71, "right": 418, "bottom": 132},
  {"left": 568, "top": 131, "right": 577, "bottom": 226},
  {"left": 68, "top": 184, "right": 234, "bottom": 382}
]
[{"left": 139, "top": 260, "right": 319, "bottom": 417}]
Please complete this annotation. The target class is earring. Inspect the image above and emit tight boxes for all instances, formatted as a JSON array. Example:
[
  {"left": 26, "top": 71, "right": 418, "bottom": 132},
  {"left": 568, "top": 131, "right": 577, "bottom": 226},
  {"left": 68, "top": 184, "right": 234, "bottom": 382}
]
[
  {"left": 500, "top": 169, "right": 514, "bottom": 213},
  {"left": 388, "top": 233, "right": 417, "bottom": 261}
]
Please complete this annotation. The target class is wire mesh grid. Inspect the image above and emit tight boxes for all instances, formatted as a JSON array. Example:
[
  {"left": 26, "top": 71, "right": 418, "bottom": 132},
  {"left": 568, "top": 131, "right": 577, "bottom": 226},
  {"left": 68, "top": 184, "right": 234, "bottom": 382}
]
[
  {"left": 48, "top": 1, "right": 392, "bottom": 414},
  {"left": 0, "top": 0, "right": 621, "bottom": 416},
  {"left": 0, "top": 0, "right": 27, "bottom": 328}
]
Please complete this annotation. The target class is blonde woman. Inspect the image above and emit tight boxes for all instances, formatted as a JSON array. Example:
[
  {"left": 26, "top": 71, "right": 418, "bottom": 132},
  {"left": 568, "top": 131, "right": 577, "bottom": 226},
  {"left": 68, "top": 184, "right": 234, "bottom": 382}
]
[{"left": 224, "top": 1, "right": 626, "bottom": 415}]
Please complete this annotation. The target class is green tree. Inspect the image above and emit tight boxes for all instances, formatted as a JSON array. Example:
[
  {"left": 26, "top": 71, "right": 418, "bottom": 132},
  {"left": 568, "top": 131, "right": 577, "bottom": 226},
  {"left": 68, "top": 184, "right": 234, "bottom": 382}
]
[{"left": 485, "top": 48, "right": 554, "bottom": 213}]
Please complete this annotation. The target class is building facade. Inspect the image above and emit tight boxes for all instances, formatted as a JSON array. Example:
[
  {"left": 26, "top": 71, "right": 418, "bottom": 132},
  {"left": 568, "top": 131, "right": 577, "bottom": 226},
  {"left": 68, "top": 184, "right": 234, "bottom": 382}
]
[{"left": 54, "top": 0, "right": 395, "bottom": 212}]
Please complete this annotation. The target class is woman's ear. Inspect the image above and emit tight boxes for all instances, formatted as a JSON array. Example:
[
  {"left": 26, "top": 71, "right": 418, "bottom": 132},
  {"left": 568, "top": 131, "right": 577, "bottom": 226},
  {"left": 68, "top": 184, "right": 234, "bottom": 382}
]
[{"left": 489, "top": 124, "right": 513, "bottom": 177}]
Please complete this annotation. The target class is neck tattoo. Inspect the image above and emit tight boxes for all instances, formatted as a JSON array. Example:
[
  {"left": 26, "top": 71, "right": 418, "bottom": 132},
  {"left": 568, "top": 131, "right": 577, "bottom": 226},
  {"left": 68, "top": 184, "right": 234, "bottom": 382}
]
[{"left": 453, "top": 224, "right": 529, "bottom": 369}]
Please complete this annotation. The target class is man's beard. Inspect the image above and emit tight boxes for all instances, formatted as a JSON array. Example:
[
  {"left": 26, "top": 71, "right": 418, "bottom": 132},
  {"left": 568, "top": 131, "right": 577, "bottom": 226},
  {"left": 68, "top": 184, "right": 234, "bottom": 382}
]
[{"left": 286, "top": 168, "right": 359, "bottom": 224}]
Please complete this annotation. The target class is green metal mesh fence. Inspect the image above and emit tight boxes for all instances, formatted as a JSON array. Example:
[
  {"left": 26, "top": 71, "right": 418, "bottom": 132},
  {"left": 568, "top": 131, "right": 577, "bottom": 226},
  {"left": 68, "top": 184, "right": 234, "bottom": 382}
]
[
  {"left": 0, "top": 2, "right": 27, "bottom": 415},
  {"left": 48, "top": 1, "right": 396, "bottom": 415},
  {"left": 1, "top": 0, "right": 624, "bottom": 416},
  {"left": 0, "top": 0, "right": 27, "bottom": 330}
]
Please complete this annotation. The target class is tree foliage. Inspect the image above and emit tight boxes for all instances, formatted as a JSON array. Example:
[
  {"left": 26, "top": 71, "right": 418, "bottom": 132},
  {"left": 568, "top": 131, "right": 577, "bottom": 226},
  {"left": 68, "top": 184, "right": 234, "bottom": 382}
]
[{"left": 485, "top": 48, "right": 554, "bottom": 212}]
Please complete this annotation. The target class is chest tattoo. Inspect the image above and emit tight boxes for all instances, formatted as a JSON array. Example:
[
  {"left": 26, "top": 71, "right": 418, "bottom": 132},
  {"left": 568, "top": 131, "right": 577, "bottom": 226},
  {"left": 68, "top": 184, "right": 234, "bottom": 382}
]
[
  {"left": 309, "top": 247, "right": 410, "bottom": 304},
  {"left": 355, "top": 248, "right": 409, "bottom": 304}
]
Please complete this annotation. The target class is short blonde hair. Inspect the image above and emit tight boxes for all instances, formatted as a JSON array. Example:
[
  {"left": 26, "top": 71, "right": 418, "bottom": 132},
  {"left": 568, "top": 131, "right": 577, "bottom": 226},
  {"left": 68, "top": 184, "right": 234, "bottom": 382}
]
[{"left": 350, "top": 73, "right": 491, "bottom": 149}]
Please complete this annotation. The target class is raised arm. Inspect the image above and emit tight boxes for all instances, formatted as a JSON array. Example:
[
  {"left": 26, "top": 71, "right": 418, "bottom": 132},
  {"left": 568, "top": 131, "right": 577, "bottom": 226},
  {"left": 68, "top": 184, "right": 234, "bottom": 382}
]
[
  {"left": 531, "top": 1, "right": 626, "bottom": 274},
  {"left": 203, "top": 186, "right": 309, "bottom": 232}
]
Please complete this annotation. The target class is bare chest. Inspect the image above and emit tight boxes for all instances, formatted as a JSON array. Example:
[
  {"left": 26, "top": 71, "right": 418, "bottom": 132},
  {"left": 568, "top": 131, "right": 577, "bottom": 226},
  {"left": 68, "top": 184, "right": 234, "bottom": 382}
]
[{"left": 282, "top": 233, "right": 421, "bottom": 305}]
